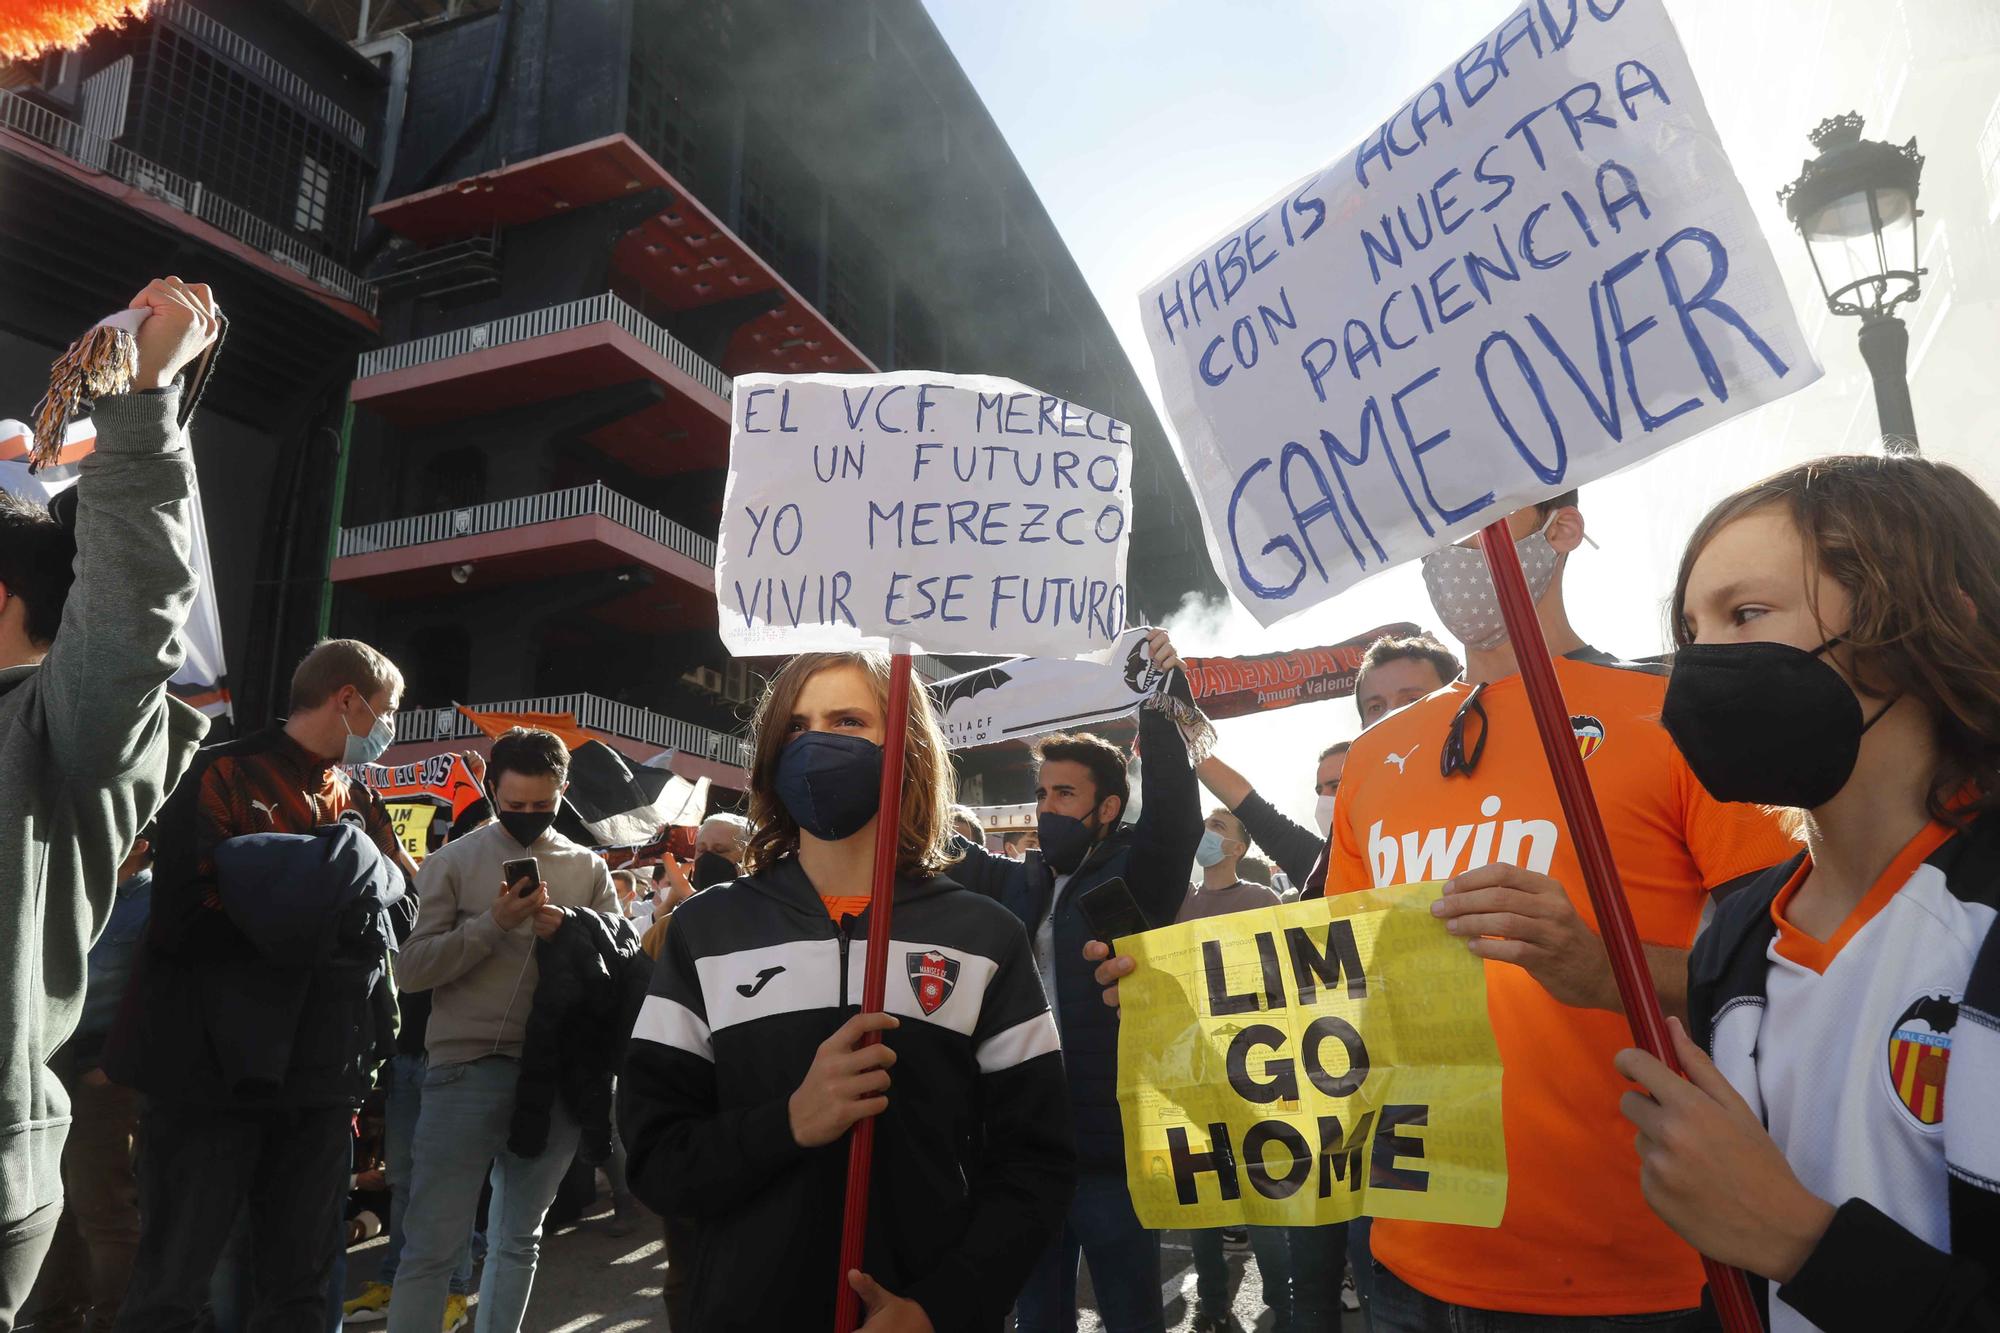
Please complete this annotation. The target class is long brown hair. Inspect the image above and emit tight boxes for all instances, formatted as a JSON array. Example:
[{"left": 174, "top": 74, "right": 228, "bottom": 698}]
[
  {"left": 1671, "top": 455, "right": 2000, "bottom": 821},
  {"left": 742, "top": 652, "right": 959, "bottom": 878}
]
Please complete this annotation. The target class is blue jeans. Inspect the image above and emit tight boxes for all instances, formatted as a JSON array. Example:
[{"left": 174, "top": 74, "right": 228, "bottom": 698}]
[
  {"left": 1013, "top": 1170, "right": 1163, "bottom": 1333},
  {"left": 206, "top": 1213, "right": 248, "bottom": 1333},
  {"left": 1349, "top": 1218, "right": 1375, "bottom": 1330},
  {"left": 1287, "top": 1221, "right": 1349, "bottom": 1330},
  {"left": 385, "top": 1057, "right": 580, "bottom": 1333},
  {"left": 1191, "top": 1226, "right": 1291, "bottom": 1326},
  {"left": 1368, "top": 1259, "right": 1705, "bottom": 1332},
  {"left": 379, "top": 1054, "right": 476, "bottom": 1296}
]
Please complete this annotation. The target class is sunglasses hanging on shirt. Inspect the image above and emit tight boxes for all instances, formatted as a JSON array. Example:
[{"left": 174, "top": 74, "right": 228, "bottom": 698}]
[{"left": 1441, "top": 682, "right": 1489, "bottom": 779}]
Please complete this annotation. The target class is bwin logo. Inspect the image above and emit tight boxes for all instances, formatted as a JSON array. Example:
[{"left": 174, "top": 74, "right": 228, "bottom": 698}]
[{"left": 1368, "top": 795, "right": 1558, "bottom": 885}]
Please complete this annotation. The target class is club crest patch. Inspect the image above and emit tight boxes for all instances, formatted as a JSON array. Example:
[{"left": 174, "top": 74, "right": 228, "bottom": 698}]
[
  {"left": 906, "top": 949, "right": 959, "bottom": 1016},
  {"left": 1886, "top": 991, "right": 1958, "bottom": 1127},
  {"left": 1571, "top": 714, "right": 1606, "bottom": 760}
]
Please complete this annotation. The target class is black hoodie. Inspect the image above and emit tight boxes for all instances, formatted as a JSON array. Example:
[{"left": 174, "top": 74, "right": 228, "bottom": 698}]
[{"left": 618, "top": 857, "right": 1075, "bottom": 1332}]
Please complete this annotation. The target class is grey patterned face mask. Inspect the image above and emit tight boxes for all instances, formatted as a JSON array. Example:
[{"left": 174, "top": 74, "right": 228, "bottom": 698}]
[{"left": 1420, "top": 518, "right": 1561, "bottom": 652}]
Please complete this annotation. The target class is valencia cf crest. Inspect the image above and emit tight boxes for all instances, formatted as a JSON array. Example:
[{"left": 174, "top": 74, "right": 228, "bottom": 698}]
[
  {"left": 1886, "top": 991, "right": 1958, "bottom": 1127},
  {"left": 1571, "top": 715, "right": 1606, "bottom": 760},
  {"left": 906, "top": 949, "right": 959, "bottom": 1016}
]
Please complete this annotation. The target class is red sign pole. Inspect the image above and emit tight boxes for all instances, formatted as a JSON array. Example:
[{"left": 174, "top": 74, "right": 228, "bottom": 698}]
[
  {"left": 1476, "top": 520, "right": 1762, "bottom": 1333},
  {"left": 833, "top": 650, "right": 915, "bottom": 1333}
]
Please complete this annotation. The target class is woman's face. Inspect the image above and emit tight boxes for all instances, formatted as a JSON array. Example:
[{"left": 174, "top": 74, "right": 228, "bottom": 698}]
[
  {"left": 785, "top": 664, "right": 886, "bottom": 746},
  {"left": 1680, "top": 506, "right": 1852, "bottom": 651}
]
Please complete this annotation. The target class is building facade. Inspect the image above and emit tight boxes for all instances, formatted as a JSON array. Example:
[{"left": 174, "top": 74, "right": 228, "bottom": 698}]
[
  {"left": 319, "top": 0, "right": 1219, "bottom": 788},
  {"left": 0, "top": 0, "right": 1220, "bottom": 796},
  {"left": 0, "top": 0, "right": 386, "bottom": 726}
]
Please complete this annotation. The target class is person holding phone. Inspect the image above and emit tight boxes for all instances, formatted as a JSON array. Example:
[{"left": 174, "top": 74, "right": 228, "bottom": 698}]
[
  {"left": 619, "top": 651, "right": 1074, "bottom": 1332},
  {"left": 948, "top": 627, "right": 1199, "bottom": 1333},
  {"left": 389, "top": 727, "right": 616, "bottom": 1333}
]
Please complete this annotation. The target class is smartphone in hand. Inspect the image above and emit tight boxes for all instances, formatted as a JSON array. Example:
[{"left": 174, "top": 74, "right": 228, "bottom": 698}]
[
  {"left": 1076, "top": 877, "right": 1150, "bottom": 946},
  {"left": 502, "top": 856, "right": 540, "bottom": 898}
]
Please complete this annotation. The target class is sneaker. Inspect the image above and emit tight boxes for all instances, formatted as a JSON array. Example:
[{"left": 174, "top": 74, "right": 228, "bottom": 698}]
[
  {"left": 1220, "top": 1225, "right": 1249, "bottom": 1248},
  {"left": 597, "top": 1191, "right": 643, "bottom": 1238},
  {"left": 1190, "top": 1310, "right": 1243, "bottom": 1333},
  {"left": 343, "top": 1282, "right": 392, "bottom": 1323},
  {"left": 442, "top": 1293, "right": 471, "bottom": 1333}
]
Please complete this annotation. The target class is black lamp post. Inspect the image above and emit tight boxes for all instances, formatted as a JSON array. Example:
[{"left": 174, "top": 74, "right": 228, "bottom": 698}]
[{"left": 1779, "top": 113, "right": 1926, "bottom": 455}]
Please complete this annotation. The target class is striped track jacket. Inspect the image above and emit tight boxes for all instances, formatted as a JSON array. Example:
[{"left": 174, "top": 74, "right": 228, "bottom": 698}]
[{"left": 619, "top": 856, "right": 1076, "bottom": 1332}]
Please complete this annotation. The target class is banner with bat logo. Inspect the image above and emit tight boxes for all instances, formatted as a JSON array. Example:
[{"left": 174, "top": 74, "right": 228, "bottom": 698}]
[{"left": 928, "top": 622, "right": 1420, "bottom": 749}]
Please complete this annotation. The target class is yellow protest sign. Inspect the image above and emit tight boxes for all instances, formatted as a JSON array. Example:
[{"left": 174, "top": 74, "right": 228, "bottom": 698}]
[
  {"left": 1117, "top": 881, "right": 1505, "bottom": 1229},
  {"left": 384, "top": 801, "right": 437, "bottom": 863}
]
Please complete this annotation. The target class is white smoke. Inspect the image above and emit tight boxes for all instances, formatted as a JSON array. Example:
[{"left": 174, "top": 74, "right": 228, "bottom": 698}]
[{"left": 1158, "top": 562, "right": 1440, "bottom": 831}]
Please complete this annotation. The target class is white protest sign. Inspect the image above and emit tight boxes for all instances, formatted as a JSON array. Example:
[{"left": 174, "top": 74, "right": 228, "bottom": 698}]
[
  {"left": 717, "top": 372, "right": 1133, "bottom": 658},
  {"left": 1141, "top": 0, "right": 1820, "bottom": 627}
]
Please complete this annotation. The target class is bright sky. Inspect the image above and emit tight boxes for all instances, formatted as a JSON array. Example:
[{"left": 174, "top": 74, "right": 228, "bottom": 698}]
[{"left": 921, "top": 0, "right": 1996, "bottom": 830}]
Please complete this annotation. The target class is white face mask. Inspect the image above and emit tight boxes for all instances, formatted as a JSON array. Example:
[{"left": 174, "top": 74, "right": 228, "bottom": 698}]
[
  {"left": 1314, "top": 792, "right": 1339, "bottom": 838},
  {"left": 1420, "top": 516, "right": 1562, "bottom": 652}
]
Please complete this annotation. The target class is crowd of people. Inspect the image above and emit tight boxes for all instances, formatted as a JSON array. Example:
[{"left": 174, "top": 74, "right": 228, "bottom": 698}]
[{"left": 2, "top": 277, "right": 1996, "bottom": 1333}]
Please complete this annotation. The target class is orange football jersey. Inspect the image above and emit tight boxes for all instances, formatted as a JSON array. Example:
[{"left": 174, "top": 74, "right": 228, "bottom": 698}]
[{"left": 1330, "top": 653, "right": 1798, "bottom": 1315}]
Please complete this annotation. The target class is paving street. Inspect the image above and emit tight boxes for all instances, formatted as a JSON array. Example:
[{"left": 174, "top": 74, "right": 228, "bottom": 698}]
[{"left": 342, "top": 1189, "right": 1357, "bottom": 1333}]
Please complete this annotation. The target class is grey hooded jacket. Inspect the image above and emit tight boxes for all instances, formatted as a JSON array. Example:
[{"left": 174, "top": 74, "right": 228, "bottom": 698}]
[{"left": 0, "top": 388, "right": 208, "bottom": 1225}]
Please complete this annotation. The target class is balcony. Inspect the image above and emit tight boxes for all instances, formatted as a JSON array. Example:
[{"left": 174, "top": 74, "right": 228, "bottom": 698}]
[
  {"left": 0, "top": 88, "right": 377, "bottom": 318},
  {"left": 369, "top": 133, "right": 871, "bottom": 377},
  {"left": 386, "top": 691, "right": 749, "bottom": 786},
  {"left": 371, "top": 134, "right": 667, "bottom": 245},
  {"left": 334, "top": 481, "right": 715, "bottom": 625},
  {"left": 351, "top": 293, "right": 731, "bottom": 469},
  {"left": 156, "top": 2, "right": 368, "bottom": 151}
]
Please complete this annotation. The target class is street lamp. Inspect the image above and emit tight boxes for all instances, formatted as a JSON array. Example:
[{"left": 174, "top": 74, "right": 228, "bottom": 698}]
[{"left": 1779, "top": 112, "right": 1926, "bottom": 455}]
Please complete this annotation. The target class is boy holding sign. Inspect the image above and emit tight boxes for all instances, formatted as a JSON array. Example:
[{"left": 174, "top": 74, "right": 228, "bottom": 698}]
[
  {"left": 1620, "top": 457, "right": 2000, "bottom": 1332},
  {"left": 1095, "top": 495, "right": 1797, "bottom": 1328},
  {"left": 1119, "top": 0, "right": 1835, "bottom": 1322},
  {"left": 1332, "top": 498, "right": 1796, "bottom": 1328}
]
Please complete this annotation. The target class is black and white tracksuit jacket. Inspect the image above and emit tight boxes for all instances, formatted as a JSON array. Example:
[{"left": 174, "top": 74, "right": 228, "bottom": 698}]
[{"left": 618, "top": 857, "right": 1076, "bottom": 1332}]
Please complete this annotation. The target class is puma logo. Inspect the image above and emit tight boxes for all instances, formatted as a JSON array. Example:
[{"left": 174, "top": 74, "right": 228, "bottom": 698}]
[
  {"left": 251, "top": 800, "right": 277, "bottom": 826},
  {"left": 737, "top": 966, "right": 785, "bottom": 998},
  {"left": 1384, "top": 745, "right": 1421, "bottom": 774}
]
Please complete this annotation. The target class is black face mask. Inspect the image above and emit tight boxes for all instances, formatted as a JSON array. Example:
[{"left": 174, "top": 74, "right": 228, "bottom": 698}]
[
  {"left": 1662, "top": 638, "right": 1896, "bottom": 809},
  {"left": 1037, "top": 809, "right": 1104, "bottom": 875},
  {"left": 497, "top": 809, "right": 556, "bottom": 849},
  {"left": 776, "top": 732, "right": 883, "bottom": 841},
  {"left": 691, "top": 850, "right": 738, "bottom": 891}
]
